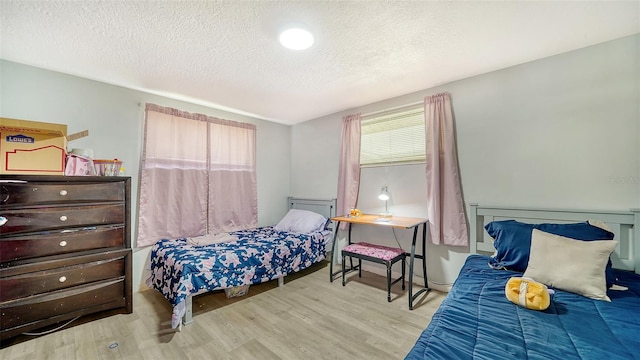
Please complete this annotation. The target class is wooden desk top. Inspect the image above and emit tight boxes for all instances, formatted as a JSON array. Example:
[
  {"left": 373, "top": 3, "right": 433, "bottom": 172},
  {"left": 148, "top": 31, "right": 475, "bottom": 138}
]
[{"left": 330, "top": 214, "right": 427, "bottom": 229}]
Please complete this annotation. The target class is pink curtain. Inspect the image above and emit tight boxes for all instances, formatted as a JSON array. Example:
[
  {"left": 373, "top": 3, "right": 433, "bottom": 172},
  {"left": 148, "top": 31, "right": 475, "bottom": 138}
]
[
  {"left": 208, "top": 120, "right": 257, "bottom": 232},
  {"left": 337, "top": 113, "right": 361, "bottom": 229},
  {"left": 137, "top": 104, "right": 257, "bottom": 247},
  {"left": 424, "top": 93, "right": 468, "bottom": 246}
]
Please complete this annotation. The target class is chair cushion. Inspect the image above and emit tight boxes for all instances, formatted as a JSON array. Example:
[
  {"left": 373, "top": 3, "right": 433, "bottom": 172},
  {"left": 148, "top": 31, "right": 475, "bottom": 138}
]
[{"left": 342, "top": 242, "right": 404, "bottom": 261}]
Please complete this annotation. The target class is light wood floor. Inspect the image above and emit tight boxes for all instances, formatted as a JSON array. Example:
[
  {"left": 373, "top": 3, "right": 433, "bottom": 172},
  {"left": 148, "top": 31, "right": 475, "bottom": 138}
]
[{"left": 0, "top": 261, "right": 446, "bottom": 360}]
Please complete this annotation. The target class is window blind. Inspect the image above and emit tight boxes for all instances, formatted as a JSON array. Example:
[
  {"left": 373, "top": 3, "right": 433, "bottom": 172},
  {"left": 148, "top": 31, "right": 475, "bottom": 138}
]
[{"left": 360, "top": 105, "right": 425, "bottom": 166}]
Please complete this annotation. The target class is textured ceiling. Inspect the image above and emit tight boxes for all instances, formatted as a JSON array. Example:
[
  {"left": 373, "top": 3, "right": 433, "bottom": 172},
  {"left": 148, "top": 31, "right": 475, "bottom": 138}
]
[{"left": 1, "top": 1, "right": 639, "bottom": 125}]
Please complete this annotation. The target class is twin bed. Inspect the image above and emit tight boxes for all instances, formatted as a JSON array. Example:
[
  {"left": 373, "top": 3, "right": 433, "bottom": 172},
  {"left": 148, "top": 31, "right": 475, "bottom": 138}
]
[
  {"left": 146, "top": 197, "right": 336, "bottom": 329},
  {"left": 406, "top": 204, "right": 640, "bottom": 359}
]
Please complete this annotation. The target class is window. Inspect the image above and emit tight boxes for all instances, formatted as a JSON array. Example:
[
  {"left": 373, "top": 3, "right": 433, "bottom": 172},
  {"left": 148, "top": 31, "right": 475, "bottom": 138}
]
[
  {"left": 360, "top": 105, "right": 425, "bottom": 166},
  {"left": 137, "top": 104, "right": 257, "bottom": 247}
]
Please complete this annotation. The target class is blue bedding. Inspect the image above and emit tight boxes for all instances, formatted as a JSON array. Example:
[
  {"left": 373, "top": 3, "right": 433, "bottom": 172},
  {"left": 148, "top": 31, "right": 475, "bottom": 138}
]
[
  {"left": 147, "top": 226, "right": 330, "bottom": 326},
  {"left": 406, "top": 255, "right": 640, "bottom": 360}
]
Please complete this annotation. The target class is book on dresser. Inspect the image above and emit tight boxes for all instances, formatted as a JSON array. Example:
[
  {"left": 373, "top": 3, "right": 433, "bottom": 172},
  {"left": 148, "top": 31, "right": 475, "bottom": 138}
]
[{"left": 0, "top": 175, "right": 132, "bottom": 343}]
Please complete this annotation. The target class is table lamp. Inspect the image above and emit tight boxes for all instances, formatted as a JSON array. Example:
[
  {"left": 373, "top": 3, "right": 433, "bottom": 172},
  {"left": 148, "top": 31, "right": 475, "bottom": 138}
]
[{"left": 378, "top": 186, "right": 392, "bottom": 221}]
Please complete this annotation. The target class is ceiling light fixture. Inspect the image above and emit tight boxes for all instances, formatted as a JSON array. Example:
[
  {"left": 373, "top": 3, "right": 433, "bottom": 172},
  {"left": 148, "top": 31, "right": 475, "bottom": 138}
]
[{"left": 279, "top": 27, "right": 314, "bottom": 50}]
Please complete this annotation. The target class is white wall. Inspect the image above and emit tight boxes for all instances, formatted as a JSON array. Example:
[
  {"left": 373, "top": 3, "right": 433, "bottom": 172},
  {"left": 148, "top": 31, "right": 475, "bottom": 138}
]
[
  {"left": 290, "top": 34, "right": 640, "bottom": 288},
  {"left": 0, "top": 60, "right": 292, "bottom": 290}
]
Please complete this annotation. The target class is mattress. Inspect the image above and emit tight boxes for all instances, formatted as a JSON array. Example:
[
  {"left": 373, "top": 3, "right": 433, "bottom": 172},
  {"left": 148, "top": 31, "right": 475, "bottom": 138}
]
[{"left": 405, "top": 255, "right": 640, "bottom": 360}]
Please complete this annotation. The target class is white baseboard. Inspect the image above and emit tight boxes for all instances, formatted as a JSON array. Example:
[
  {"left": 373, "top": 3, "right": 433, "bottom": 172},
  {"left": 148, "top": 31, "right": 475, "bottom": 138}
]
[{"left": 427, "top": 281, "right": 452, "bottom": 293}]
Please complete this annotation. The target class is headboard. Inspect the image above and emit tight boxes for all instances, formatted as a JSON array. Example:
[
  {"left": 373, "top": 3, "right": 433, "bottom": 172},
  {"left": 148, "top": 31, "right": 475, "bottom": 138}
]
[
  {"left": 288, "top": 197, "right": 337, "bottom": 222},
  {"left": 469, "top": 203, "right": 640, "bottom": 274}
]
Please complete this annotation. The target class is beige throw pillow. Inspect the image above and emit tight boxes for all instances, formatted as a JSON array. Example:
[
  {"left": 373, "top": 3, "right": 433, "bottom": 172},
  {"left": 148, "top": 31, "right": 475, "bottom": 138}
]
[{"left": 523, "top": 229, "right": 617, "bottom": 301}]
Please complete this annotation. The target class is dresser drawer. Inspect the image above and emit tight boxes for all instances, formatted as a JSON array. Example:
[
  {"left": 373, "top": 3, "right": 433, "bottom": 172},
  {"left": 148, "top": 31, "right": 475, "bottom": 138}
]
[
  {"left": 0, "top": 278, "right": 125, "bottom": 331},
  {"left": 0, "top": 181, "right": 124, "bottom": 206},
  {"left": 0, "top": 256, "right": 125, "bottom": 302},
  {"left": 0, "top": 204, "right": 124, "bottom": 235},
  {"left": 0, "top": 226, "right": 124, "bottom": 262}
]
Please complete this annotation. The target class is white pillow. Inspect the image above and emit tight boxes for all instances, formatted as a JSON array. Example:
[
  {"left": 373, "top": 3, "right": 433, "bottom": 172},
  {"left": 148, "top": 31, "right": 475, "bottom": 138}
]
[
  {"left": 588, "top": 219, "right": 611, "bottom": 232},
  {"left": 274, "top": 209, "right": 327, "bottom": 234},
  {"left": 523, "top": 229, "right": 617, "bottom": 301}
]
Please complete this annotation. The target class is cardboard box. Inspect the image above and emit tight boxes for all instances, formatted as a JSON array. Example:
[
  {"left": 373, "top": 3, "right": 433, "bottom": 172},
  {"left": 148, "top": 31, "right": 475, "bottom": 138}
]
[{"left": 0, "top": 117, "right": 68, "bottom": 175}]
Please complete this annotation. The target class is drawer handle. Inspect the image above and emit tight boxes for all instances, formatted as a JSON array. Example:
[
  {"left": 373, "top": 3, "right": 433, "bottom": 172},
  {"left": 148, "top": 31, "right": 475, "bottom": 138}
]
[
  {"left": 59, "top": 276, "right": 67, "bottom": 283},
  {"left": 59, "top": 240, "right": 68, "bottom": 247},
  {"left": 60, "top": 215, "right": 68, "bottom": 222},
  {"left": 1, "top": 186, "right": 8, "bottom": 203},
  {"left": 60, "top": 190, "right": 68, "bottom": 196}
]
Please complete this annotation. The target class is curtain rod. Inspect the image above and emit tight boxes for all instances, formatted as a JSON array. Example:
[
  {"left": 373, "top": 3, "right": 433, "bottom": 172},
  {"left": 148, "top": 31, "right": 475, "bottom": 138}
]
[{"left": 360, "top": 100, "right": 423, "bottom": 118}]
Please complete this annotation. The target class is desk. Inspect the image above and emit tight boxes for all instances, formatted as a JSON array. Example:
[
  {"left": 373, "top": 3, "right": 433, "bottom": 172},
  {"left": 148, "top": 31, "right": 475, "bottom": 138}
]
[{"left": 329, "top": 214, "right": 430, "bottom": 310}]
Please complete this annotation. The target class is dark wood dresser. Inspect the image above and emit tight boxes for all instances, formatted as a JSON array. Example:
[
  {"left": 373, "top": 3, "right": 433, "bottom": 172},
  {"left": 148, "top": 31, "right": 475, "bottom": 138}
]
[{"left": 0, "top": 176, "right": 132, "bottom": 342}]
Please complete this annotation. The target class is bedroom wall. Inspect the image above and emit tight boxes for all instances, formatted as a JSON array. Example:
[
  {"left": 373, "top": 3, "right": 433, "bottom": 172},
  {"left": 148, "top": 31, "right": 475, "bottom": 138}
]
[
  {"left": 0, "top": 60, "right": 292, "bottom": 290},
  {"left": 290, "top": 34, "right": 640, "bottom": 289}
]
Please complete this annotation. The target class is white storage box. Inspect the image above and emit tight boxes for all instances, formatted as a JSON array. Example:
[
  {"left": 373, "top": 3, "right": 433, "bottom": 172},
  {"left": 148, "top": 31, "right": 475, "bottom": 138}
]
[{"left": 224, "top": 285, "right": 249, "bottom": 298}]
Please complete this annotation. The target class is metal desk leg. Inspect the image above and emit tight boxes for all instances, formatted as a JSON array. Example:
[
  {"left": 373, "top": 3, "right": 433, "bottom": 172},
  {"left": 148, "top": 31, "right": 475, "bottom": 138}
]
[
  {"left": 348, "top": 224, "right": 354, "bottom": 270},
  {"left": 408, "top": 223, "right": 430, "bottom": 310},
  {"left": 408, "top": 227, "right": 417, "bottom": 309},
  {"left": 422, "top": 223, "right": 428, "bottom": 285},
  {"left": 331, "top": 222, "right": 360, "bottom": 283},
  {"left": 330, "top": 221, "right": 356, "bottom": 282},
  {"left": 329, "top": 220, "right": 341, "bottom": 282}
]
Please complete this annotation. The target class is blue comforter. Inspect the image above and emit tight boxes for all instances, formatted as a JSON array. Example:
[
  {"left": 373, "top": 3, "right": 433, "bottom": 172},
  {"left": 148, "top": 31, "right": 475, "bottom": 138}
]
[
  {"left": 148, "top": 226, "right": 329, "bottom": 307},
  {"left": 406, "top": 255, "right": 640, "bottom": 360}
]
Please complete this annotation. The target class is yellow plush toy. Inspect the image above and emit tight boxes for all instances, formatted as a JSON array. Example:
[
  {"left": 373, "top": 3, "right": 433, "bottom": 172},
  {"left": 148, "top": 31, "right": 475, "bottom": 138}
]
[{"left": 505, "top": 277, "right": 551, "bottom": 311}]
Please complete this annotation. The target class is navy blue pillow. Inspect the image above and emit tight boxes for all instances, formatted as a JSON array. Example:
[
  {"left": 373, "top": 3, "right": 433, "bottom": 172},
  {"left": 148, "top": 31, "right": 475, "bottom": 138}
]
[
  {"left": 485, "top": 220, "right": 616, "bottom": 287},
  {"left": 485, "top": 220, "right": 534, "bottom": 272}
]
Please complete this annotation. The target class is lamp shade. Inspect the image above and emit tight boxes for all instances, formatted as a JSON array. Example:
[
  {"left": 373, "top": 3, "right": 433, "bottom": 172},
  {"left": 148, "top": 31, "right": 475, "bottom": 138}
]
[{"left": 378, "top": 186, "right": 390, "bottom": 201}]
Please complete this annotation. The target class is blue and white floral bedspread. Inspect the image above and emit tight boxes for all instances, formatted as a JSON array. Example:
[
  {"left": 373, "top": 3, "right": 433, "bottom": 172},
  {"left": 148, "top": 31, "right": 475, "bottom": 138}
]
[{"left": 147, "top": 226, "right": 330, "bottom": 319}]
